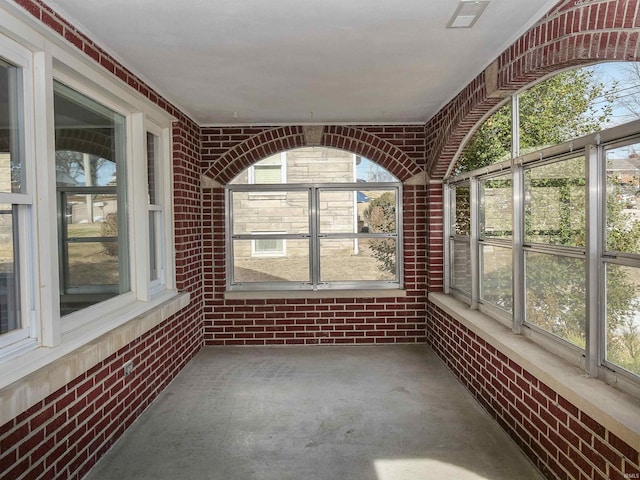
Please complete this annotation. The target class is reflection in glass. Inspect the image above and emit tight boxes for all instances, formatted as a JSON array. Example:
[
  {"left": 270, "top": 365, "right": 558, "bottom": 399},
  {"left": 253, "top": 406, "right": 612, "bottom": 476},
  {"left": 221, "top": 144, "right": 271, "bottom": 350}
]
[
  {"left": 606, "top": 264, "right": 640, "bottom": 376},
  {"left": 233, "top": 239, "right": 309, "bottom": 283},
  {"left": 605, "top": 142, "right": 640, "bottom": 254},
  {"left": 525, "top": 156, "right": 585, "bottom": 247},
  {"left": 525, "top": 251, "right": 585, "bottom": 348},
  {"left": 0, "top": 205, "right": 19, "bottom": 333},
  {"left": 320, "top": 238, "right": 396, "bottom": 282},
  {"left": 480, "top": 244, "right": 512, "bottom": 313},
  {"left": 480, "top": 174, "right": 512, "bottom": 239},
  {"left": 54, "top": 81, "right": 127, "bottom": 315}
]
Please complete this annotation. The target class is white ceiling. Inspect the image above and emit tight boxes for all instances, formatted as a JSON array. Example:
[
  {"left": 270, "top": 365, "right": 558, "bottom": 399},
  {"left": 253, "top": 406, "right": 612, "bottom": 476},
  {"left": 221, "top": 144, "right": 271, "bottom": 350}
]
[{"left": 43, "top": 0, "right": 558, "bottom": 125}]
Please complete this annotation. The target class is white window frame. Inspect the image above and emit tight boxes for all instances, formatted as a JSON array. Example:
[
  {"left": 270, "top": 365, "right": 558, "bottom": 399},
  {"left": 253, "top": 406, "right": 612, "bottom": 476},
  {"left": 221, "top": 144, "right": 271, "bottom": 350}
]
[
  {"left": 249, "top": 152, "right": 286, "bottom": 184},
  {"left": 0, "top": 34, "right": 38, "bottom": 359},
  {"left": 251, "top": 231, "right": 286, "bottom": 257},
  {"left": 0, "top": 8, "right": 178, "bottom": 388}
]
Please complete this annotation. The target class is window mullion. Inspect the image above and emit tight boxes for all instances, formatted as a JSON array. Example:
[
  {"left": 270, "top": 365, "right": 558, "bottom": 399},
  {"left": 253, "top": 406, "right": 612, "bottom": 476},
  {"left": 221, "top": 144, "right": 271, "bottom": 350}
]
[
  {"left": 470, "top": 177, "right": 480, "bottom": 309},
  {"left": 512, "top": 162, "right": 525, "bottom": 335},
  {"left": 586, "top": 144, "right": 601, "bottom": 377},
  {"left": 310, "top": 187, "right": 319, "bottom": 288}
]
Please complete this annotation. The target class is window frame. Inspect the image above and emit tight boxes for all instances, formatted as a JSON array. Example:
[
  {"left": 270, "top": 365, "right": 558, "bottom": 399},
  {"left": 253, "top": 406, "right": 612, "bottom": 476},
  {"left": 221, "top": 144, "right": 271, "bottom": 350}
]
[
  {"left": 0, "top": 34, "right": 37, "bottom": 359},
  {"left": 226, "top": 181, "right": 403, "bottom": 292},
  {"left": 445, "top": 115, "right": 640, "bottom": 398}
]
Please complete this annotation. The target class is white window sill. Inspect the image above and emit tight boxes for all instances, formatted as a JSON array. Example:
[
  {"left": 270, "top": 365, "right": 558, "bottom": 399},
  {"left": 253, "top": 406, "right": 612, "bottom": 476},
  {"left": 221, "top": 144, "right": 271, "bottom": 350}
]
[
  {"left": 0, "top": 291, "right": 190, "bottom": 425},
  {"left": 225, "top": 289, "right": 407, "bottom": 300},
  {"left": 428, "top": 292, "right": 640, "bottom": 453}
]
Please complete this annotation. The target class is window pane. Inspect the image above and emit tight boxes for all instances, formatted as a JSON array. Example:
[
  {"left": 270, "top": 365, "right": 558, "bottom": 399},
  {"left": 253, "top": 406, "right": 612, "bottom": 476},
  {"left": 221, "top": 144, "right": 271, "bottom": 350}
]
[
  {"left": 605, "top": 142, "right": 640, "bottom": 254},
  {"left": 519, "top": 68, "right": 611, "bottom": 154},
  {"left": 0, "top": 59, "right": 24, "bottom": 193},
  {"left": 606, "top": 264, "right": 640, "bottom": 376},
  {"left": 452, "top": 184, "right": 471, "bottom": 236},
  {"left": 149, "top": 211, "right": 158, "bottom": 281},
  {"left": 319, "top": 189, "right": 396, "bottom": 235},
  {"left": 55, "top": 82, "right": 127, "bottom": 314},
  {"left": 451, "top": 239, "right": 471, "bottom": 295},
  {"left": 0, "top": 205, "right": 19, "bottom": 333},
  {"left": 480, "top": 174, "right": 512, "bottom": 239},
  {"left": 320, "top": 238, "right": 396, "bottom": 282},
  {"left": 455, "top": 103, "right": 511, "bottom": 174},
  {"left": 525, "top": 156, "right": 586, "bottom": 247},
  {"left": 480, "top": 244, "right": 512, "bottom": 313},
  {"left": 231, "top": 190, "right": 309, "bottom": 235},
  {"left": 525, "top": 251, "right": 586, "bottom": 348},
  {"left": 147, "top": 132, "right": 158, "bottom": 204},
  {"left": 233, "top": 239, "right": 309, "bottom": 282}
]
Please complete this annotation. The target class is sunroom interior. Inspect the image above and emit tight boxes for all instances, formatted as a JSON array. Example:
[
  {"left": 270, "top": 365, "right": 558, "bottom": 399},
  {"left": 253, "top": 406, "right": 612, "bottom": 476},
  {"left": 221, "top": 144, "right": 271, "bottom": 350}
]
[{"left": 1, "top": 1, "right": 640, "bottom": 480}]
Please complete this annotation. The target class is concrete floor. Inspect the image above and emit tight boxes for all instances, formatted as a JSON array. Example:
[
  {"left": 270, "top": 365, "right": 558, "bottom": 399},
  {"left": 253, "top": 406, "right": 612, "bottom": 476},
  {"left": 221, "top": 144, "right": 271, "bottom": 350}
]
[{"left": 84, "top": 346, "right": 544, "bottom": 480}]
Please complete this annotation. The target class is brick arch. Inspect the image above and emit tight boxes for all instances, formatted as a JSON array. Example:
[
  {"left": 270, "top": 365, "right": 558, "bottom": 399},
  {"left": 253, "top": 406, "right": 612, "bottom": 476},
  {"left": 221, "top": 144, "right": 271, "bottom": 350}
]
[
  {"left": 56, "top": 128, "right": 115, "bottom": 160},
  {"left": 203, "top": 125, "right": 423, "bottom": 184},
  {"left": 426, "top": 0, "right": 640, "bottom": 179}
]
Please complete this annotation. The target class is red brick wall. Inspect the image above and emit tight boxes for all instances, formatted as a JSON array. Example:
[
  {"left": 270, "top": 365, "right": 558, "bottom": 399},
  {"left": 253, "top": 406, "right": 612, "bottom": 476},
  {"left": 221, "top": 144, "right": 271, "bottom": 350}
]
[
  {"left": 427, "top": 302, "right": 640, "bottom": 480},
  {"left": 1, "top": 1, "right": 205, "bottom": 479},
  {"left": 201, "top": 125, "right": 429, "bottom": 345},
  {"left": 425, "top": 0, "right": 640, "bottom": 180}
]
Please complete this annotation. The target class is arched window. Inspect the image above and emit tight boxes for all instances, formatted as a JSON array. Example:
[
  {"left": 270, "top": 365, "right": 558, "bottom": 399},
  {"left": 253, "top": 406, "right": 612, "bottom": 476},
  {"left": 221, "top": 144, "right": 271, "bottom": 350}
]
[
  {"left": 226, "top": 147, "right": 402, "bottom": 291},
  {"left": 446, "top": 62, "right": 640, "bottom": 393}
]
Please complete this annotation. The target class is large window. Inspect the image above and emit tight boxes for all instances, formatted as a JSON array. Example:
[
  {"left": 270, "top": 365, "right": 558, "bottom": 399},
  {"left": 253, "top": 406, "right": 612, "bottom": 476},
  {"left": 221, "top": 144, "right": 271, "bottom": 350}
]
[
  {"left": 227, "top": 147, "right": 402, "bottom": 290},
  {"left": 446, "top": 62, "right": 640, "bottom": 395},
  {"left": 0, "top": 27, "right": 176, "bottom": 371}
]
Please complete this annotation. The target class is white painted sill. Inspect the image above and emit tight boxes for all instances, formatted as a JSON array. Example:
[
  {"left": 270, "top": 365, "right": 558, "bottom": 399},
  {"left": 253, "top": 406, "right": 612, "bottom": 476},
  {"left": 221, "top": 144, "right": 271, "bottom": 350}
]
[
  {"left": 428, "top": 292, "right": 640, "bottom": 453},
  {"left": 225, "top": 289, "right": 408, "bottom": 300},
  {"left": 0, "top": 291, "right": 190, "bottom": 426}
]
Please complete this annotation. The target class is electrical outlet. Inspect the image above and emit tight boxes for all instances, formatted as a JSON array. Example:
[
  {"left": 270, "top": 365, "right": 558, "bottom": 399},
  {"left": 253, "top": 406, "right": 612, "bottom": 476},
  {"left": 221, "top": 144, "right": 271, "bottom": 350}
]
[{"left": 123, "top": 360, "right": 134, "bottom": 376}]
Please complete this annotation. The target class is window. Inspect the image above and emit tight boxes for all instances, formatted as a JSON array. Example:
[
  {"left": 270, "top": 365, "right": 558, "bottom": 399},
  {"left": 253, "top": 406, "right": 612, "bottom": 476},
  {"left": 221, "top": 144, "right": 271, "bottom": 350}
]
[
  {"left": 0, "top": 21, "right": 176, "bottom": 374},
  {"left": 446, "top": 62, "right": 640, "bottom": 395},
  {"left": 227, "top": 147, "right": 402, "bottom": 290},
  {"left": 0, "top": 37, "right": 35, "bottom": 357},
  {"left": 54, "top": 82, "right": 128, "bottom": 316}
]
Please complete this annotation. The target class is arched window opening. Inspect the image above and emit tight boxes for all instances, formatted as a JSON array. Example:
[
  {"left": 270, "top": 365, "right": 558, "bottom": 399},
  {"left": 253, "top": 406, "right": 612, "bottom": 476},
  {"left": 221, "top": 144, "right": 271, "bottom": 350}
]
[{"left": 226, "top": 147, "right": 402, "bottom": 291}]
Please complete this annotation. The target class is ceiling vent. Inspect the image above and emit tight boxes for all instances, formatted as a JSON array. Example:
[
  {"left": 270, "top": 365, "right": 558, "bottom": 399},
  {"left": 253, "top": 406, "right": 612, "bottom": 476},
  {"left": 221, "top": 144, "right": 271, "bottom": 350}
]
[{"left": 447, "top": 0, "right": 491, "bottom": 28}]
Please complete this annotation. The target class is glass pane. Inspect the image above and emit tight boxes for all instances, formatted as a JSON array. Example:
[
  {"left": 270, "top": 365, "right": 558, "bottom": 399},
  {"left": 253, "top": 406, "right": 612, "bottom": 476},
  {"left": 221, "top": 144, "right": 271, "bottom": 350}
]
[
  {"left": 147, "top": 132, "right": 158, "bottom": 204},
  {"left": 480, "top": 244, "right": 512, "bottom": 313},
  {"left": 455, "top": 103, "right": 511, "bottom": 175},
  {"left": 233, "top": 239, "right": 309, "bottom": 282},
  {"left": 320, "top": 238, "right": 396, "bottom": 282},
  {"left": 55, "top": 82, "right": 127, "bottom": 313},
  {"left": 231, "top": 190, "right": 309, "bottom": 235},
  {"left": 451, "top": 239, "right": 471, "bottom": 295},
  {"left": 480, "top": 174, "right": 512, "bottom": 239},
  {"left": 525, "top": 251, "right": 586, "bottom": 348},
  {"left": 605, "top": 142, "right": 640, "bottom": 254},
  {"left": 66, "top": 242, "right": 119, "bottom": 286},
  {"left": 452, "top": 184, "right": 471, "bottom": 236},
  {"left": 0, "top": 204, "right": 19, "bottom": 333},
  {"left": 0, "top": 59, "right": 24, "bottom": 193},
  {"left": 605, "top": 264, "right": 640, "bottom": 376},
  {"left": 525, "top": 156, "right": 586, "bottom": 247},
  {"left": 519, "top": 68, "right": 612, "bottom": 154},
  {"left": 319, "top": 189, "right": 397, "bottom": 235}
]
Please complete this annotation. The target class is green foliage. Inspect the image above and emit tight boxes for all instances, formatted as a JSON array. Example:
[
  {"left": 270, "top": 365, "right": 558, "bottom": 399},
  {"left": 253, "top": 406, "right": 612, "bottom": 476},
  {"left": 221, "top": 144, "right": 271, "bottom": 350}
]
[{"left": 363, "top": 193, "right": 396, "bottom": 275}]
